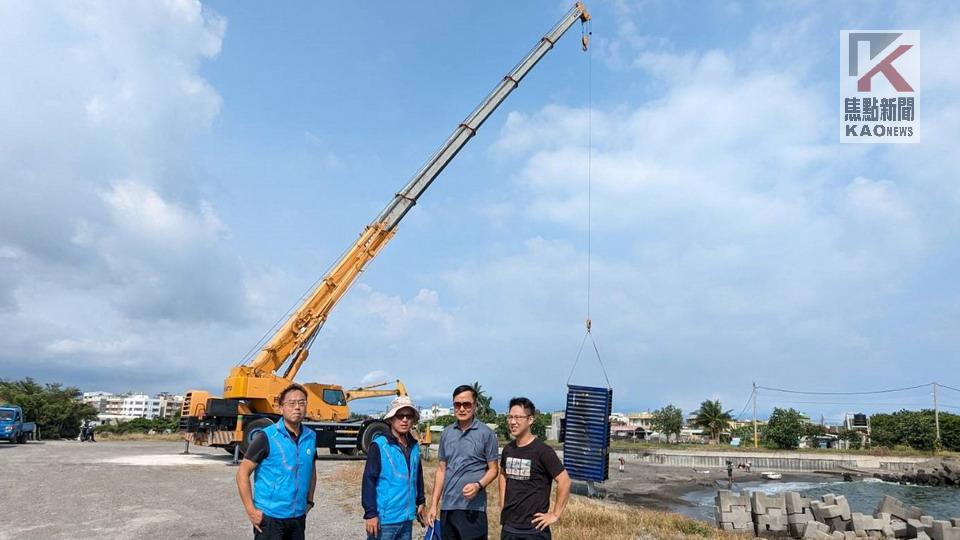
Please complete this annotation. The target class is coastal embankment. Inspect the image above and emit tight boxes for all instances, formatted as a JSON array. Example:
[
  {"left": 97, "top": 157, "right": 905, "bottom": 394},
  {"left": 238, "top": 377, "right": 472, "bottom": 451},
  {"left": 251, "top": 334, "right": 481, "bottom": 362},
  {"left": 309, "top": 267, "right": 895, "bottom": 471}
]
[{"left": 630, "top": 448, "right": 930, "bottom": 472}]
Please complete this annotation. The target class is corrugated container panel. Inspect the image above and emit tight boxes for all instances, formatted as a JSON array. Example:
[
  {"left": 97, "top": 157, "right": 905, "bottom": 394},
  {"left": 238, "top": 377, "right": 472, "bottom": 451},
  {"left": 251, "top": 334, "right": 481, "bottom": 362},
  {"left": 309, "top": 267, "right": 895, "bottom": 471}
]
[{"left": 562, "top": 384, "right": 612, "bottom": 482}]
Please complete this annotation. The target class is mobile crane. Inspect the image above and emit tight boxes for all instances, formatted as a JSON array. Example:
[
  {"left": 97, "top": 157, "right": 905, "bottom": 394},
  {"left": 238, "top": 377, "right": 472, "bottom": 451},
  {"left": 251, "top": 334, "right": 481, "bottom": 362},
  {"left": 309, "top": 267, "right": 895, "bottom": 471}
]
[{"left": 180, "top": 2, "right": 591, "bottom": 456}]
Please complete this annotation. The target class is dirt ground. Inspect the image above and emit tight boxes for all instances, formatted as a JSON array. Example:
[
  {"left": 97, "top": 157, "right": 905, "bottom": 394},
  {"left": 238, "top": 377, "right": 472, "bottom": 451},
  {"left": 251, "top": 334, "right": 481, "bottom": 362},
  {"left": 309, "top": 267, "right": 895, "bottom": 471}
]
[{"left": 0, "top": 439, "right": 369, "bottom": 539}]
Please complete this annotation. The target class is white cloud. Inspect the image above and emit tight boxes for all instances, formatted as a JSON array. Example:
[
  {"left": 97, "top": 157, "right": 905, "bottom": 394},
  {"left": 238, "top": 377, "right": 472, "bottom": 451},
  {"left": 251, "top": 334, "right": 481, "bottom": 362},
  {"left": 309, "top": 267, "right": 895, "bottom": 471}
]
[
  {"left": 0, "top": 1, "right": 245, "bottom": 390},
  {"left": 360, "top": 370, "right": 391, "bottom": 385},
  {"left": 342, "top": 285, "right": 456, "bottom": 340},
  {"left": 45, "top": 337, "right": 140, "bottom": 356},
  {"left": 459, "top": 12, "right": 958, "bottom": 410}
]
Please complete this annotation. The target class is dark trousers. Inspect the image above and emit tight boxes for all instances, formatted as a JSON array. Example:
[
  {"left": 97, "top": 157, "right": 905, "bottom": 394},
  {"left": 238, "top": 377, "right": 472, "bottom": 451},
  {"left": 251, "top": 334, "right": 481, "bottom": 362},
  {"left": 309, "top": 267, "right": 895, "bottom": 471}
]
[
  {"left": 501, "top": 529, "right": 551, "bottom": 540},
  {"left": 253, "top": 514, "right": 305, "bottom": 540},
  {"left": 440, "top": 510, "right": 487, "bottom": 540},
  {"left": 500, "top": 529, "right": 553, "bottom": 540}
]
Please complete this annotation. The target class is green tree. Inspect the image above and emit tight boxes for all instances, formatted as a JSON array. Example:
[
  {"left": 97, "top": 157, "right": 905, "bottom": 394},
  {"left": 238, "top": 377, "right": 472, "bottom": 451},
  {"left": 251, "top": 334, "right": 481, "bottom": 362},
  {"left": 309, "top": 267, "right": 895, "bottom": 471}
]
[
  {"left": 837, "top": 428, "right": 866, "bottom": 450},
  {"left": 470, "top": 381, "right": 497, "bottom": 423},
  {"left": 803, "top": 423, "right": 827, "bottom": 439},
  {"left": 0, "top": 378, "right": 98, "bottom": 439},
  {"left": 651, "top": 405, "right": 683, "bottom": 443},
  {"left": 693, "top": 399, "right": 733, "bottom": 443},
  {"left": 496, "top": 412, "right": 550, "bottom": 440},
  {"left": 802, "top": 422, "right": 827, "bottom": 447},
  {"left": 95, "top": 416, "right": 179, "bottom": 435},
  {"left": 939, "top": 412, "right": 960, "bottom": 452},
  {"left": 869, "top": 410, "right": 948, "bottom": 451},
  {"left": 429, "top": 415, "right": 457, "bottom": 428},
  {"left": 730, "top": 423, "right": 764, "bottom": 445},
  {"left": 765, "top": 408, "right": 805, "bottom": 449}
]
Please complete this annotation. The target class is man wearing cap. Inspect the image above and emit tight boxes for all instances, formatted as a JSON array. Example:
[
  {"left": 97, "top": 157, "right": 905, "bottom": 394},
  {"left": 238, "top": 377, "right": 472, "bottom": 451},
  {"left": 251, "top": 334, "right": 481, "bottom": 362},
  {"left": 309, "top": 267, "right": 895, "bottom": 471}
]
[
  {"left": 362, "top": 396, "right": 426, "bottom": 540},
  {"left": 427, "top": 384, "right": 499, "bottom": 540}
]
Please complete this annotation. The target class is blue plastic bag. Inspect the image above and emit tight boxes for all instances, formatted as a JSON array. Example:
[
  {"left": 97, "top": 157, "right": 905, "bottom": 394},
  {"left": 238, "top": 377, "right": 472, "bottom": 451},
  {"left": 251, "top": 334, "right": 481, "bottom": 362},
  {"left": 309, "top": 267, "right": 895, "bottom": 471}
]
[{"left": 423, "top": 519, "right": 442, "bottom": 540}]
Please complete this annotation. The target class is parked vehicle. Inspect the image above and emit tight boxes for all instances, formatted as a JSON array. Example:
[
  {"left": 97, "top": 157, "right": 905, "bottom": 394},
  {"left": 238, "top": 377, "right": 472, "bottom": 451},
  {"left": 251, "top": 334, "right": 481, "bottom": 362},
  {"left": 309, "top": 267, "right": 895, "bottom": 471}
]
[
  {"left": 79, "top": 421, "right": 97, "bottom": 442},
  {"left": 0, "top": 405, "right": 36, "bottom": 444}
]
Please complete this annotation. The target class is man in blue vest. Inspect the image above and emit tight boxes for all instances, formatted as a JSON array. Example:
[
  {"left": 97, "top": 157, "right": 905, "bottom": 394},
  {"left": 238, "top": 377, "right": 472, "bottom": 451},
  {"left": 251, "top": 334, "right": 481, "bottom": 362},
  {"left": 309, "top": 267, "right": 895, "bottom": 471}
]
[
  {"left": 362, "top": 396, "right": 425, "bottom": 540},
  {"left": 237, "top": 383, "right": 318, "bottom": 540}
]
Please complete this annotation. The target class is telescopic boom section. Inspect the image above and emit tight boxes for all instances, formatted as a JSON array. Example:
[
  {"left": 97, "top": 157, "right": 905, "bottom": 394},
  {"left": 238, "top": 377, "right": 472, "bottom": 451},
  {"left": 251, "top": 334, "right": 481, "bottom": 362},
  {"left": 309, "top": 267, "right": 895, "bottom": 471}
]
[{"left": 248, "top": 2, "right": 591, "bottom": 379}]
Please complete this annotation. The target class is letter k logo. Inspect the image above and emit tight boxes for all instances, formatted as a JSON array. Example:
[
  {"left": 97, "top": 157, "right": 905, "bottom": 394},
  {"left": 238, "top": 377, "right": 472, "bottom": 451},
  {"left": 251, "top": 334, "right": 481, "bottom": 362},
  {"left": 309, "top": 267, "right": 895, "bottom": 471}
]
[
  {"left": 857, "top": 45, "right": 914, "bottom": 92},
  {"left": 847, "top": 33, "right": 914, "bottom": 93}
]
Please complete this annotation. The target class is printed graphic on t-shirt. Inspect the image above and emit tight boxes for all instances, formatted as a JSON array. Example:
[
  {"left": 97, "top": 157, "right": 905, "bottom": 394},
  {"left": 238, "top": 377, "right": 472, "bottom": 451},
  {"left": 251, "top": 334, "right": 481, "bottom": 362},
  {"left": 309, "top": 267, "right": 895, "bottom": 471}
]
[{"left": 505, "top": 456, "right": 532, "bottom": 480}]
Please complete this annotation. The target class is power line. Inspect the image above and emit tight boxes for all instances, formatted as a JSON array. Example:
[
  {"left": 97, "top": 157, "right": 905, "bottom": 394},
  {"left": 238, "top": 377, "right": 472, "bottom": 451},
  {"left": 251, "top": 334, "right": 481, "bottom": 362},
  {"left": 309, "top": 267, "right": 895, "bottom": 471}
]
[
  {"left": 757, "top": 383, "right": 930, "bottom": 396},
  {"left": 735, "top": 388, "right": 755, "bottom": 420},
  {"left": 939, "top": 383, "right": 960, "bottom": 394},
  {"left": 757, "top": 399, "right": 931, "bottom": 407}
]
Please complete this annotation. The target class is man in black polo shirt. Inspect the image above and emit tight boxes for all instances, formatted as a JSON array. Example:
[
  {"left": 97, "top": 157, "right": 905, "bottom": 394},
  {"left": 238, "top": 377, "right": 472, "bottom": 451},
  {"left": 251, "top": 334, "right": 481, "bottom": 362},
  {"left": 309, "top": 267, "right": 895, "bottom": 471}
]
[
  {"left": 236, "top": 383, "right": 317, "bottom": 540},
  {"left": 498, "top": 397, "right": 570, "bottom": 540}
]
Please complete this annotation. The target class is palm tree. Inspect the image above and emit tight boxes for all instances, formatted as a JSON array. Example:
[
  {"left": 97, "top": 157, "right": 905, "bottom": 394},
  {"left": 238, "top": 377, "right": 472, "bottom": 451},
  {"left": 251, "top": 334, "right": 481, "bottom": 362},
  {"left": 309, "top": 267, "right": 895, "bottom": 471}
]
[
  {"left": 470, "top": 381, "right": 496, "bottom": 422},
  {"left": 693, "top": 399, "right": 733, "bottom": 443}
]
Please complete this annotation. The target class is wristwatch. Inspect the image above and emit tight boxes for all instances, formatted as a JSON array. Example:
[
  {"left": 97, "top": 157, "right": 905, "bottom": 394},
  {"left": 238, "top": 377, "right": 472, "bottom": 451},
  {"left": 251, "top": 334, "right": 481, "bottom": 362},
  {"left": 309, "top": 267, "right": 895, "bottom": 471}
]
[
  {"left": 307, "top": 500, "right": 315, "bottom": 508},
  {"left": 475, "top": 482, "right": 484, "bottom": 491}
]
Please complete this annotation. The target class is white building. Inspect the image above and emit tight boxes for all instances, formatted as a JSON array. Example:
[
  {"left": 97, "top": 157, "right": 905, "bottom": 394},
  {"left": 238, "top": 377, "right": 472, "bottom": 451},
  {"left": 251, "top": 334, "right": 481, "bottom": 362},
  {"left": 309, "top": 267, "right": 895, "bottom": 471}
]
[
  {"left": 419, "top": 404, "right": 451, "bottom": 422},
  {"left": 157, "top": 393, "right": 184, "bottom": 420},
  {"left": 83, "top": 390, "right": 185, "bottom": 422},
  {"left": 547, "top": 411, "right": 564, "bottom": 441},
  {"left": 82, "top": 391, "right": 113, "bottom": 413},
  {"left": 609, "top": 412, "right": 630, "bottom": 425},
  {"left": 627, "top": 411, "right": 654, "bottom": 431},
  {"left": 119, "top": 394, "right": 162, "bottom": 419},
  {"left": 104, "top": 396, "right": 125, "bottom": 415}
]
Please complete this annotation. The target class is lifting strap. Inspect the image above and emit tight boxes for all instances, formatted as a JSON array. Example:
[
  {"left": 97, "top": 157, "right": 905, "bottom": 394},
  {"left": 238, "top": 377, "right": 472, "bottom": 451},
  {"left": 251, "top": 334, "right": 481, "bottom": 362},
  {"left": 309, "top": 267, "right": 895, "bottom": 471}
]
[{"left": 566, "top": 19, "right": 609, "bottom": 390}]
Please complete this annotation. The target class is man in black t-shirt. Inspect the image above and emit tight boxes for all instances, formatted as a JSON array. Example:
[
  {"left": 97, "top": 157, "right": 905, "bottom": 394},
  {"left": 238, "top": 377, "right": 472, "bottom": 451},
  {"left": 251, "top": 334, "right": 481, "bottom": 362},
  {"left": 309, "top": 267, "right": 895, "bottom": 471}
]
[{"left": 497, "top": 397, "right": 570, "bottom": 540}]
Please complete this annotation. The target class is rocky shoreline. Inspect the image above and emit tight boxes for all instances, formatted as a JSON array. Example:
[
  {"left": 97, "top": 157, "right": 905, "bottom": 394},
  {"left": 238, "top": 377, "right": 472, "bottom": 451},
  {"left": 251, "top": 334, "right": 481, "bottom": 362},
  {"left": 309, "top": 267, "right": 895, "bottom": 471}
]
[
  {"left": 869, "top": 458, "right": 960, "bottom": 488},
  {"left": 715, "top": 490, "right": 960, "bottom": 539}
]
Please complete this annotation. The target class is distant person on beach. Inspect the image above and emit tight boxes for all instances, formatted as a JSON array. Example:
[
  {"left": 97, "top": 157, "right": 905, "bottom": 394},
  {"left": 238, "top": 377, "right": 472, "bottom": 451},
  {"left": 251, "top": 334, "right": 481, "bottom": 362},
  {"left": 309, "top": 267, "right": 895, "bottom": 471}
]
[
  {"left": 427, "top": 385, "right": 499, "bottom": 540},
  {"left": 499, "top": 397, "right": 570, "bottom": 540},
  {"left": 362, "top": 396, "right": 425, "bottom": 540},
  {"left": 618, "top": 456, "right": 625, "bottom": 473},
  {"left": 236, "top": 383, "right": 317, "bottom": 540}
]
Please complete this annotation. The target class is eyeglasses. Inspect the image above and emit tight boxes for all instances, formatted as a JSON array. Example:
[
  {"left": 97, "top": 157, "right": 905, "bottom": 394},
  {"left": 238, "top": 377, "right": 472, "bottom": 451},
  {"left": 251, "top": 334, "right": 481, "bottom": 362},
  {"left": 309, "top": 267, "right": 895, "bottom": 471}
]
[
  {"left": 282, "top": 400, "right": 307, "bottom": 407},
  {"left": 395, "top": 413, "right": 417, "bottom": 420},
  {"left": 453, "top": 401, "right": 474, "bottom": 410},
  {"left": 506, "top": 415, "right": 532, "bottom": 421}
]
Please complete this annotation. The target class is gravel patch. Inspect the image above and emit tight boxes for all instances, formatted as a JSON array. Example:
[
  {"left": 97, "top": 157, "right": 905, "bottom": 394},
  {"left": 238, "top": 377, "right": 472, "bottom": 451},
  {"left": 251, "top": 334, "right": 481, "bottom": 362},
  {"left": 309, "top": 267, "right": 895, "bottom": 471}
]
[{"left": 0, "top": 440, "right": 368, "bottom": 539}]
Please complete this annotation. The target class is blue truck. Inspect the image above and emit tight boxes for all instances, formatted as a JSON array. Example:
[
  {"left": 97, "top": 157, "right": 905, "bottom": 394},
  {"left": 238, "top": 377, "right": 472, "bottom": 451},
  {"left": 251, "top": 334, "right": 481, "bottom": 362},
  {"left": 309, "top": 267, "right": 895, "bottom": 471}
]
[{"left": 0, "top": 404, "right": 36, "bottom": 444}]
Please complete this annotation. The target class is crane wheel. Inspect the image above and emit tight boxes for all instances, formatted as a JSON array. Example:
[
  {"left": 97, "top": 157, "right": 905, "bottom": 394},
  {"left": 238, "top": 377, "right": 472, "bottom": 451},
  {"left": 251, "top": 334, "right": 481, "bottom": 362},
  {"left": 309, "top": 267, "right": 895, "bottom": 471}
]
[
  {"left": 240, "top": 418, "right": 274, "bottom": 456},
  {"left": 360, "top": 421, "right": 390, "bottom": 454}
]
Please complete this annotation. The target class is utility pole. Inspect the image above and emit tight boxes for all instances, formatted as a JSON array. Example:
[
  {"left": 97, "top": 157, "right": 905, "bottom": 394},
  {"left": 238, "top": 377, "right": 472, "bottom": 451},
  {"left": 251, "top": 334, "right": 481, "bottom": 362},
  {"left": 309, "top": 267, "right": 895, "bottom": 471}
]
[
  {"left": 933, "top": 382, "right": 941, "bottom": 451},
  {"left": 752, "top": 382, "right": 758, "bottom": 449}
]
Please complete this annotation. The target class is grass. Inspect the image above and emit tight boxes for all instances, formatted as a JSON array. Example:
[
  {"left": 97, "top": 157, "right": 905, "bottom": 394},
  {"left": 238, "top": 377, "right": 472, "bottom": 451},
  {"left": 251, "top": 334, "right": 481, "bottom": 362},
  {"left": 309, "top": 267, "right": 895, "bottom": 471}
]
[{"left": 328, "top": 459, "right": 745, "bottom": 540}]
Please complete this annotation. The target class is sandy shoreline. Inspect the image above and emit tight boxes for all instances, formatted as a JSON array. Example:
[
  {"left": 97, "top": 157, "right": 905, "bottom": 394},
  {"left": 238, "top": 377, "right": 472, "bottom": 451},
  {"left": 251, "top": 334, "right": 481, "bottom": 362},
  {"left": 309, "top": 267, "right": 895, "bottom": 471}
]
[{"left": 593, "top": 454, "right": 838, "bottom": 517}]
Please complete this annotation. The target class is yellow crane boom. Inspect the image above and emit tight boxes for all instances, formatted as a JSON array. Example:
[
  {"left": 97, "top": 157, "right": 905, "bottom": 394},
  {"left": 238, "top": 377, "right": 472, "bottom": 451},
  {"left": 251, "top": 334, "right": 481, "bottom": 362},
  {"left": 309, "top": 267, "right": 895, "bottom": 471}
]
[{"left": 181, "top": 2, "right": 591, "bottom": 456}]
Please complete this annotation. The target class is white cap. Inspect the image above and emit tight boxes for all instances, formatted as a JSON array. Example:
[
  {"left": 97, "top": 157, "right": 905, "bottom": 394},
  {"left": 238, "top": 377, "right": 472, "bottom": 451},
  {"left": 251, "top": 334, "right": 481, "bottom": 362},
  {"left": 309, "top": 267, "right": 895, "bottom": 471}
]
[{"left": 384, "top": 396, "right": 419, "bottom": 421}]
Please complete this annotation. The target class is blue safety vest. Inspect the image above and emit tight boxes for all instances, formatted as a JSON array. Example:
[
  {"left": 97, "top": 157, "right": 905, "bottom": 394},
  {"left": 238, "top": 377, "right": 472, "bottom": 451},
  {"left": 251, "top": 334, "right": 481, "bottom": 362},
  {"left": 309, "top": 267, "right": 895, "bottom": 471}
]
[
  {"left": 373, "top": 433, "right": 420, "bottom": 524},
  {"left": 253, "top": 420, "right": 316, "bottom": 518}
]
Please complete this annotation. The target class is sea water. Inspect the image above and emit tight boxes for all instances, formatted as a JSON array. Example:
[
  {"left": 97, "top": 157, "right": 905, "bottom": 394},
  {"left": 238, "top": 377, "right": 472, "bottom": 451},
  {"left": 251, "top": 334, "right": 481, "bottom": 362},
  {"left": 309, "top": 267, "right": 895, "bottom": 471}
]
[{"left": 678, "top": 479, "right": 960, "bottom": 523}]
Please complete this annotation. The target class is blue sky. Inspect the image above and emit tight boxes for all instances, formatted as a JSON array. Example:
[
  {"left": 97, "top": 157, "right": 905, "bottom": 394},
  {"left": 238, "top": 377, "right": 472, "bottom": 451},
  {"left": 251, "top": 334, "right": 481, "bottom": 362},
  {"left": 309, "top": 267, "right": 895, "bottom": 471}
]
[{"left": 2, "top": 1, "right": 960, "bottom": 422}]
